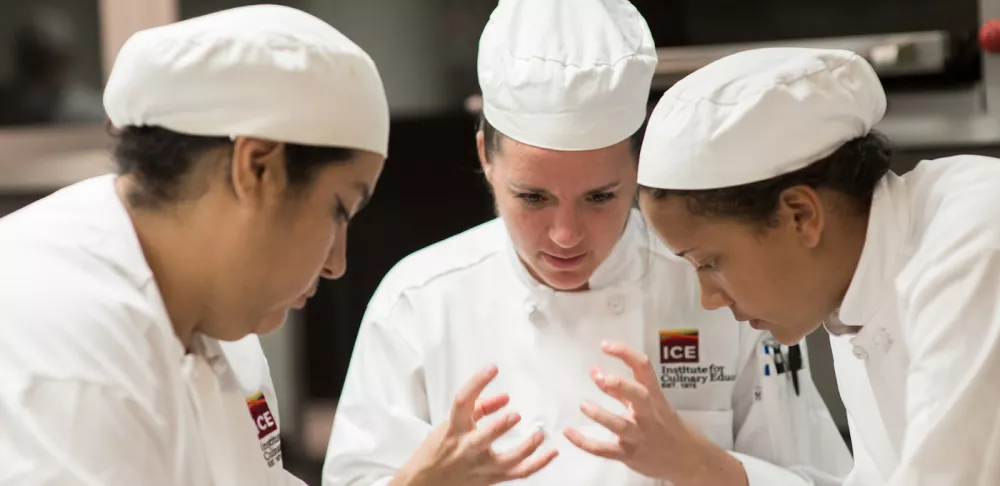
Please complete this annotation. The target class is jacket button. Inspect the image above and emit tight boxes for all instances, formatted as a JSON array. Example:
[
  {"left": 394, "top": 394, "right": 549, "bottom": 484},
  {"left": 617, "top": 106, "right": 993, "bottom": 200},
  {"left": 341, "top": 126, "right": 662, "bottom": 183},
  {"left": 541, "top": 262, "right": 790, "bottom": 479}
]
[
  {"left": 607, "top": 295, "right": 625, "bottom": 314},
  {"left": 852, "top": 345, "right": 869, "bottom": 360}
]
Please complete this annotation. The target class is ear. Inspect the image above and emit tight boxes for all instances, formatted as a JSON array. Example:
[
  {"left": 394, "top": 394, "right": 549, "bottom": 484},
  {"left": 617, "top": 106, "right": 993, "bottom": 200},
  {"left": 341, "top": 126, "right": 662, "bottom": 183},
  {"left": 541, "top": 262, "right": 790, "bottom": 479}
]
[
  {"left": 231, "top": 137, "right": 287, "bottom": 206},
  {"left": 476, "top": 130, "right": 492, "bottom": 181},
  {"left": 777, "top": 186, "right": 825, "bottom": 248}
]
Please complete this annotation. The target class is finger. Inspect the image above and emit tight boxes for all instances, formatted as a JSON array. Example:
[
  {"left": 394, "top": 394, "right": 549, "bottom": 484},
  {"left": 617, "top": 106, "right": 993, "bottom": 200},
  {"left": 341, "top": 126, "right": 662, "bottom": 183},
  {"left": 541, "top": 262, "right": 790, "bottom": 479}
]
[
  {"left": 579, "top": 401, "right": 639, "bottom": 441},
  {"left": 493, "top": 429, "right": 545, "bottom": 469},
  {"left": 449, "top": 365, "right": 499, "bottom": 425},
  {"left": 601, "top": 341, "right": 660, "bottom": 389},
  {"left": 472, "top": 393, "right": 510, "bottom": 422},
  {"left": 501, "top": 448, "right": 559, "bottom": 481},
  {"left": 592, "top": 367, "right": 650, "bottom": 411},
  {"left": 562, "top": 428, "right": 625, "bottom": 461},
  {"left": 466, "top": 412, "right": 521, "bottom": 450}
]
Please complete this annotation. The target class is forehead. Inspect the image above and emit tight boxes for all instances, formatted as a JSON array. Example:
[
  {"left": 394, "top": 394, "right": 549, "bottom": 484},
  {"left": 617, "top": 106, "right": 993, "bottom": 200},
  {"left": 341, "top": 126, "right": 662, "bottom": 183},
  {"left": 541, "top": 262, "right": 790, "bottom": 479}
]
[
  {"left": 642, "top": 193, "right": 763, "bottom": 252},
  {"left": 642, "top": 194, "right": 699, "bottom": 230},
  {"left": 494, "top": 137, "right": 635, "bottom": 186},
  {"left": 641, "top": 194, "right": 720, "bottom": 249}
]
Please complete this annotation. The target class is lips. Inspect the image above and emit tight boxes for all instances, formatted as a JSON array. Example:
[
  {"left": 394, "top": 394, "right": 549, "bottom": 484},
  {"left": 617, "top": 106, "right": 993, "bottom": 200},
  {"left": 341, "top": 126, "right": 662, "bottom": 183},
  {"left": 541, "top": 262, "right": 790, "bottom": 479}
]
[
  {"left": 291, "top": 295, "right": 309, "bottom": 309},
  {"left": 541, "top": 252, "right": 586, "bottom": 270},
  {"left": 731, "top": 311, "right": 767, "bottom": 330},
  {"left": 291, "top": 284, "right": 318, "bottom": 310}
]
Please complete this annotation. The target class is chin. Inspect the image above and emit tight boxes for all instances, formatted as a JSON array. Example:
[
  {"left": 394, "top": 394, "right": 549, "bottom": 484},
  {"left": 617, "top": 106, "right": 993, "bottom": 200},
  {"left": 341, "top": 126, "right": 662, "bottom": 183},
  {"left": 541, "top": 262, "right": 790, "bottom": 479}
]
[
  {"left": 768, "top": 324, "right": 815, "bottom": 346},
  {"left": 539, "top": 272, "right": 590, "bottom": 291},
  {"left": 254, "top": 310, "right": 292, "bottom": 336}
]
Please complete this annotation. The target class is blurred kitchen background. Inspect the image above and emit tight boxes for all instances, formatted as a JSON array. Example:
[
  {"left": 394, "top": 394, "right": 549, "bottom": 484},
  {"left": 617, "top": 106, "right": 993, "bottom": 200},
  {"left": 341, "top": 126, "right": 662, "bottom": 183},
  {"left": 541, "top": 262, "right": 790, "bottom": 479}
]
[{"left": 1, "top": 0, "right": 999, "bottom": 483}]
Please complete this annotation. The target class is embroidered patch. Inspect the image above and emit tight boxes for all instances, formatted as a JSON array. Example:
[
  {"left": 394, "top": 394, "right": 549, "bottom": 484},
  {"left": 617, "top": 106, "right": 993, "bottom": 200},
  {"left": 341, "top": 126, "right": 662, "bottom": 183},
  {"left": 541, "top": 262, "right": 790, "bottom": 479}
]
[
  {"left": 247, "top": 391, "right": 282, "bottom": 467},
  {"left": 657, "top": 329, "right": 737, "bottom": 390},
  {"left": 659, "top": 329, "right": 699, "bottom": 364}
]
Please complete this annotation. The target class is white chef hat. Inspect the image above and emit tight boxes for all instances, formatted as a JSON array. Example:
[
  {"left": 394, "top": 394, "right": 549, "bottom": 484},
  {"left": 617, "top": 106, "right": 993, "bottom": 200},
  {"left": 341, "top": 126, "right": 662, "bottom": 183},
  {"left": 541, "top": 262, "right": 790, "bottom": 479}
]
[
  {"left": 477, "top": 0, "right": 657, "bottom": 151},
  {"left": 104, "top": 5, "right": 390, "bottom": 158},
  {"left": 637, "top": 48, "right": 886, "bottom": 189}
]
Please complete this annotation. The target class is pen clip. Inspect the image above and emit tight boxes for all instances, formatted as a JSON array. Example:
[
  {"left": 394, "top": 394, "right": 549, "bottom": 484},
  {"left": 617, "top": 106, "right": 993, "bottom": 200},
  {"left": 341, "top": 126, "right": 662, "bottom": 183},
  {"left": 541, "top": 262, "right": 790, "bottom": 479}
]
[{"left": 766, "top": 339, "right": 786, "bottom": 374}]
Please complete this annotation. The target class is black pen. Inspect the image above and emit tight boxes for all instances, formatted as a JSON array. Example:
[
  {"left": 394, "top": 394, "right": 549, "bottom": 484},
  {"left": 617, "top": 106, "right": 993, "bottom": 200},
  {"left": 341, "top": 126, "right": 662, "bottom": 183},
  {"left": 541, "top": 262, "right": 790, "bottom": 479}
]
[{"left": 788, "top": 344, "right": 802, "bottom": 396}]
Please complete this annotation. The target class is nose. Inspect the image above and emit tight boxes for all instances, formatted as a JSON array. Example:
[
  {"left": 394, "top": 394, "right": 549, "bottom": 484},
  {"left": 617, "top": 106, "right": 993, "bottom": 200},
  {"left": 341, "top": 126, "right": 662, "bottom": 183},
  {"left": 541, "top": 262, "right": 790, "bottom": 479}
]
[
  {"left": 549, "top": 204, "right": 584, "bottom": 249},
  {"left": 697, "top": 273, "right": 733, "bottom": 311},
  {"left": 321, "top": 233, "right": 347, "bottom": 280}
]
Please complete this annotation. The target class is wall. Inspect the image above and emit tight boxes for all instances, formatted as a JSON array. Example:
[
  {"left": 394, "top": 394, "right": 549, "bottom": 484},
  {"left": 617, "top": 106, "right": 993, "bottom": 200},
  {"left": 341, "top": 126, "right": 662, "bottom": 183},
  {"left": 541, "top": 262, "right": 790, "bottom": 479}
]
[{"left": 0, "top": 1, "right": 103, "bottom": 88}]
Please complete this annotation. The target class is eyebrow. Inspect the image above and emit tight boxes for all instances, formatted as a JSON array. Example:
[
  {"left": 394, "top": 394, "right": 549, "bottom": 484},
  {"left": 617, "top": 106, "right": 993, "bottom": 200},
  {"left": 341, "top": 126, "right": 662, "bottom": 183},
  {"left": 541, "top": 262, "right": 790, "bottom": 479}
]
[
  {"left": 509, "top": 181, "right": 621, "bottom": 194},
  {"left": 586, "top": 181, "right": 621, "bottom": 194}
]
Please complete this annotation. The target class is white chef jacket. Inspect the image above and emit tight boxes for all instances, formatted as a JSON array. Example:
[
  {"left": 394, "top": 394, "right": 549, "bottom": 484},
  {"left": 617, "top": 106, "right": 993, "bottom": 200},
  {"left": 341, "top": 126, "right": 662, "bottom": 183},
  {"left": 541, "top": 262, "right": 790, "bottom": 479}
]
[
  {"left": 323, "top": 210, "right": 852, "bottom": 485},
  {"left": 829, "top": 155, "right": 1000, "bottom": 486},
  {"left": 0, "top": 175, "right": 304, "bottom": 486}
]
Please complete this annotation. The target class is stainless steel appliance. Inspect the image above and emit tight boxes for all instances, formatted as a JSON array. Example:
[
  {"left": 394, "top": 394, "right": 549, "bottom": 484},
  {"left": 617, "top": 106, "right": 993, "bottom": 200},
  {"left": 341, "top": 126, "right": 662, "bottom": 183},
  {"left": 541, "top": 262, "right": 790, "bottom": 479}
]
[{"left": 635, "top": 0, "right": 1000, "bottom": 150}]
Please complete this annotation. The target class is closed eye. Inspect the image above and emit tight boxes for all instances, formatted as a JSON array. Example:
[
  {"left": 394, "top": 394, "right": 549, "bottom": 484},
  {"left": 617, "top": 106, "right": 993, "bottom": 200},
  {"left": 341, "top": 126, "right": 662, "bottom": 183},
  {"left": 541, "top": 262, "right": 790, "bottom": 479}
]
[
  {"left": 515, "top": 192, "right": 546, "bottom": 206},
  {"left": 695, "top": 259, "right": 717, "bottom": 271},
  {"left": 588, "top": 192, "right": 617, "bottom": 204},
  {"left": 334, "top": 196, "right": 350, "bottom": 223}
]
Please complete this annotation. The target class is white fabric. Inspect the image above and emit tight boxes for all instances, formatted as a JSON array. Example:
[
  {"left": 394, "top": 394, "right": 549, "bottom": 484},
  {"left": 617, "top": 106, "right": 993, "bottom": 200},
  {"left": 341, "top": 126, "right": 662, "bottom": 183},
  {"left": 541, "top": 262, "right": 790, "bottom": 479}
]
[
  {"left": 0, "top": 175, "right": 304, "bottom": 486},
  {"left": 637, "top": 47, "right": 886, "bottom": 189},
  {"left": 477, "top": 0, "right": 656, "bottom": 151},
  {"left": 104, "top": 5, "right": 390, "bottom": 157},
  {"left": 322, "top": 211, "right": 851, "bottom": 485},
  {"left": 829, "top": 155, "right": 1000, "bottom": 485}
]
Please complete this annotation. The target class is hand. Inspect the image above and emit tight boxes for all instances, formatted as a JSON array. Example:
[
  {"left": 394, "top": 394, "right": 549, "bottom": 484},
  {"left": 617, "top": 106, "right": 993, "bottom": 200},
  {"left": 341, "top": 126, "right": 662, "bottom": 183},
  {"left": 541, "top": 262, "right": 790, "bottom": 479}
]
[
  {"left": 563, "top": 342, "right": 748, "bottom": 486},
  {"left": 393, "top": 365, "right": 558, "bottom": 486}
]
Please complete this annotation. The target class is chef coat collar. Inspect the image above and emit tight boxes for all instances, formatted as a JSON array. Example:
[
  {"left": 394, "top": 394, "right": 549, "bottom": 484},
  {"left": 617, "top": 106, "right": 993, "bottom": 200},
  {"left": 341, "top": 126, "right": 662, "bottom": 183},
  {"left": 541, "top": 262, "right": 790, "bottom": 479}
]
[
  {"left": 188, "top": 333, "right": 231, "bottom": 375},
  {"left": 506, "top": 209, "right": 649, "bottom": 314},
  {"left": 86, "top": 175, "right": 155, "bottom": 289},
  {"left": 590, "top": 210, "right": 649, "bottom": 289},
  {"left": 837, "top": 173, "right": 910, "bottom": 330},
  {"left": 823, "top": 309, "right": 862, "bottom": 336},
  {"left": 87, "top": 174, "right": 209, "bottom": 368}
]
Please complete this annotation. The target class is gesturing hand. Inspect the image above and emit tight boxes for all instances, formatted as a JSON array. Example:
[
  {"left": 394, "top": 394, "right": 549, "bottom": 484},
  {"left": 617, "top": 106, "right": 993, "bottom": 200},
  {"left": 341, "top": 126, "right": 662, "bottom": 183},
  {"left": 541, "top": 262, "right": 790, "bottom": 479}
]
[
  {"left": 563, "top": 342, "right": 747, "bottom": 486},
  {"left": 394, "top": 365, "right": 559, "bottom": 486}
]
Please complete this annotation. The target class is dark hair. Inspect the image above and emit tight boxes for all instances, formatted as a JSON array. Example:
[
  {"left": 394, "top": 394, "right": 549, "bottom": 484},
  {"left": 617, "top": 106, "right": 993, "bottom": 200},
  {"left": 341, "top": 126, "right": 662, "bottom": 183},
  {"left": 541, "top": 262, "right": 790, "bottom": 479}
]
[
  {"left": 112, "top": 125, "right": 355, "bottom": 209},
  {"left": 476, "top": 112, "right": 645, "bottom": 160},
  {"left": 641, "top": 131, "right": 893, "bottom": 226}
]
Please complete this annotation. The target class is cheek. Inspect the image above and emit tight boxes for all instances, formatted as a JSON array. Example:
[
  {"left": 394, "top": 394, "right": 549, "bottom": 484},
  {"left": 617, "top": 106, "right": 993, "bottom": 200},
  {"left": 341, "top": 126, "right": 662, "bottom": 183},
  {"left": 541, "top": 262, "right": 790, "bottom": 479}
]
[
  {"left": 715, "top": 247, "right": 782, "bottom": 305},
  {"left": 284, "top": 210, "right": 336, "bottom": 275},
  {"left": 721, "top": 244, "right": 803, "bottom": 314},
  {"left": 512, "top": 212, "right": 549, "bottom": 251},
  {"left": 495, "top": 200, "right": 547, "bottom": 245},
  {"left": 308, "top": 217, "right": 337, "bottom": 261}
]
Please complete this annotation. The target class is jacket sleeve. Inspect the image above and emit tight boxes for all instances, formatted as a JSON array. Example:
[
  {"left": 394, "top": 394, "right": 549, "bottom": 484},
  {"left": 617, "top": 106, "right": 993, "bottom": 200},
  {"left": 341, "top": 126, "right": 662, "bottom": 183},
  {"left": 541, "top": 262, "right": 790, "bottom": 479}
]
[
  {"left": 0, "top": 377, "right": 173, "bottom": 486},
  {"left": 0, "top": 255, "right": 181, "bottom": 486},
  {"left": 887, "top": 248, "right": 1000, "bottom": 486},
  {"left": 322, "top": 293, "right": 431, "bottom": 486},
  {"left": 730, "top": 331, "right": 854, "bottom": 486}
]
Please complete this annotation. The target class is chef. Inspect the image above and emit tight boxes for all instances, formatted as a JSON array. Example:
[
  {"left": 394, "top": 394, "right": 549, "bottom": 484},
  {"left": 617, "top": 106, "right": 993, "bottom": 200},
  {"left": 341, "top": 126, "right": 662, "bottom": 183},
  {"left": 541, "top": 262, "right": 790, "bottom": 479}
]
[
  {"left": 0, "top": 5, "right": 388, "bottom": 485},
  {"left": 636, "top": 47, "right": 1000, "bottom": 485},
  {"left": 322, "top": 2, "right": 852, "bottom": 485}
]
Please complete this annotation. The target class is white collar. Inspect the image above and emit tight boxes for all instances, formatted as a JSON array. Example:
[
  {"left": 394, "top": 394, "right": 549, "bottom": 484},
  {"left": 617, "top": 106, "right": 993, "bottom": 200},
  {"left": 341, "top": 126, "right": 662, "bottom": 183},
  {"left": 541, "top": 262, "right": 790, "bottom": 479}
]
[
  {"left": 85, "top": 174, "right": 187, "bottom": 365},
  {"left": 838, "top": 173, "right": 910, "bottom": 329}
]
